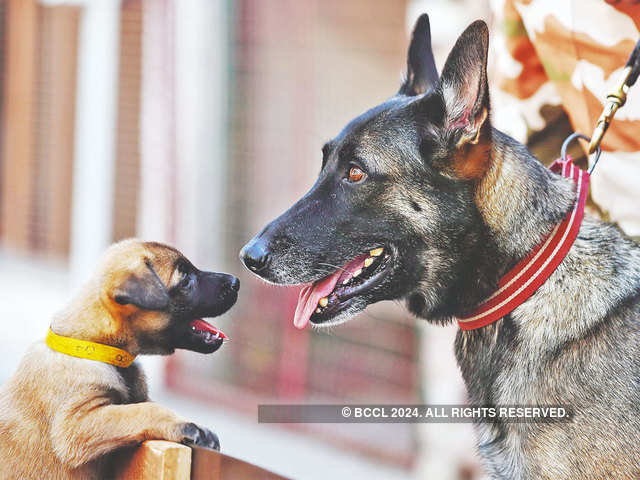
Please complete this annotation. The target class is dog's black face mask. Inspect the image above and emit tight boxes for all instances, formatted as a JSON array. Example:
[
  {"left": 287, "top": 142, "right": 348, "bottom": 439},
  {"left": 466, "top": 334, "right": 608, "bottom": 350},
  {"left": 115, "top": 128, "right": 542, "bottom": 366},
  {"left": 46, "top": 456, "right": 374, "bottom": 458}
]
[
  {"left": 167, "top": 260, "right": 240, "bottom": 354},
  {"left": 120, "top": 255, "right": 240, "bottom": 355},
  {"left": 240, "top": 16, "right": 492, "bottom": 327}
]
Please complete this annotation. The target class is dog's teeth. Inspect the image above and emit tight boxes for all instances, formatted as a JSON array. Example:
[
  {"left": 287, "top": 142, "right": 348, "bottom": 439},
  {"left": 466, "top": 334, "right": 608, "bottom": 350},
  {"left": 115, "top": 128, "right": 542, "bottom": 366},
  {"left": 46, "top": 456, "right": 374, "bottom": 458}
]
[
  {"left": 353, "top": 268, "right": 362, "bottom": 278},
  {"left": 370, "top": 247, "right": 383, "bottom": 257},
  {"left": 214, "top": 332, "right": 220, "bottom": 339},
  {"left": 364, "top": 257, "right": 374, "bottom": 268},
  {"left": 319, "top": 297, "right": 328, "bottom": 308},
  {"left": 342, "top": 278, "right": 350, "bottom": 285},
  {"left": 191, "top": 325, "right": 197, "bottom": 332}
]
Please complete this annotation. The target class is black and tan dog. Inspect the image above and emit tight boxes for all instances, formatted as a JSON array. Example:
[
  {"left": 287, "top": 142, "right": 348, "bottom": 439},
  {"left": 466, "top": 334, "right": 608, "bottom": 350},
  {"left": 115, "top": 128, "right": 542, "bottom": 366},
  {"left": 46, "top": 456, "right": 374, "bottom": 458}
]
[
  {"left": 0, "top": 239, "right": 239, "bottom": 479},
  {"left": 241, "top": 15, "right": 640, "bottom": 479}
]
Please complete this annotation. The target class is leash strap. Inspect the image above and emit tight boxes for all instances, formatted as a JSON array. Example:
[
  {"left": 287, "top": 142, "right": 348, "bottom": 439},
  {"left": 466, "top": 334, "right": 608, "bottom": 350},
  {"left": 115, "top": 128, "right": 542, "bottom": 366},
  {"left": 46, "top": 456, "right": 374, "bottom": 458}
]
[
  {"left": 45, "top": 327, "right": 136, "bottom": 367},
  {"left": 457, "top": 158, "right": 589, "bottom": 330}
]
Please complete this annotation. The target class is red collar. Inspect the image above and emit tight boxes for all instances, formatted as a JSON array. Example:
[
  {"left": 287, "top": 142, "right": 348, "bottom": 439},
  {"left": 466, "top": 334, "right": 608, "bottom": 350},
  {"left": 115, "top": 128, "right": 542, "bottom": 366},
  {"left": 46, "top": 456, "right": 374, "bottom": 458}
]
[{"left": 457, "top": 157, "right": 590, "bottom": 330}]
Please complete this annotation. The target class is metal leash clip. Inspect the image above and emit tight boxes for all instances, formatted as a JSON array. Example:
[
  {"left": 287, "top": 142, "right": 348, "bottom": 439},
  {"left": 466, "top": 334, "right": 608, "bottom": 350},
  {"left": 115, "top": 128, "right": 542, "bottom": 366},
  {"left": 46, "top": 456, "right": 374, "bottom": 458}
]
[
  {"left": 562, "top": 132, "right": 601, "bottom": 174},
  {"left": 587, "top": 66, "right": 632, "bottom": 154},
  {"left": 587, "top": 37, "right": 640, "bottom": 156}
]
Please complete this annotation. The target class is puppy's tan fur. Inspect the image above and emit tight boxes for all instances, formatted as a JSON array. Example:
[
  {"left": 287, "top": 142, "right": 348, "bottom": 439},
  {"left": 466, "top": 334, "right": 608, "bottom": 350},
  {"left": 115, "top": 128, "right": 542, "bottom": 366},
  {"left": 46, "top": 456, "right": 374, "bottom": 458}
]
[{"left": 0, "top": 240, "right": 214, "bottom": 479}]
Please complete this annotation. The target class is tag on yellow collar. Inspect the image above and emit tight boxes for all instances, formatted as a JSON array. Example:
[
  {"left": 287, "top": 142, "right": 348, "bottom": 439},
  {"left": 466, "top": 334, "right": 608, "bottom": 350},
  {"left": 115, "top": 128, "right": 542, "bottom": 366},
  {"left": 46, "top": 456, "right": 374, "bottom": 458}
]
[{"left": 45, "top": 328, "right": 136, "bottom": 368}]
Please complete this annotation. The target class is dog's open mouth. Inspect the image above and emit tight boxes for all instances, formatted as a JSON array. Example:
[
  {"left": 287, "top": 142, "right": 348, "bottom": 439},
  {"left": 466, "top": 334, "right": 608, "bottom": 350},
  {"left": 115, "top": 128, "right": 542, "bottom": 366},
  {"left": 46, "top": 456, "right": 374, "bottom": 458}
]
[
  {"left": 189, "top": 318, "right": 226, "bottom": 344},
  {"left": 294, "top": 247, "right": 392, "bottom": 328},
  {"left": 172, "top": 279, "right": 238, "bottom": 354}
]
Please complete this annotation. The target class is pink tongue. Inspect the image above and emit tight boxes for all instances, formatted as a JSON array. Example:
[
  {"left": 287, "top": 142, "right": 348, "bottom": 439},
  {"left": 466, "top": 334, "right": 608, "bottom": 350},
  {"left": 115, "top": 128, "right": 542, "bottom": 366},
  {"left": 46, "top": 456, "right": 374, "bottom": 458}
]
[
  {"left": 189, "top": 319, "right": 227, "bottom": 340},
  {"left": 293, "top": 272, "right": 341, "bottom": 329},
  {"left": 293, "top": 253, "right": 370, "bottom": 330}
]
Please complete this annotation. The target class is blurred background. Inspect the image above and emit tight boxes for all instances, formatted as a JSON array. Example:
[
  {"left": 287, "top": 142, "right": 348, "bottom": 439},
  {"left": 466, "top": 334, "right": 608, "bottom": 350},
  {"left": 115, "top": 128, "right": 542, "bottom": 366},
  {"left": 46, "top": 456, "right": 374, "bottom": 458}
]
[{"left": 1, "top": 0, "right": 605, "bottom": 478}]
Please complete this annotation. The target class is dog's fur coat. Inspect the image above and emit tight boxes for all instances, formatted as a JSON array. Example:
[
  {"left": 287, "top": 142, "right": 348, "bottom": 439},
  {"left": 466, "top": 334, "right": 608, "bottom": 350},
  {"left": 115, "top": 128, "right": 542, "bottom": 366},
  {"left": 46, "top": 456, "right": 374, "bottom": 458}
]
[
  {"left": 0, "top": 240, "right": 238, "bottom": 479},
  {"left": 241, "top": 16, "right": 640, "bottom": 479}
]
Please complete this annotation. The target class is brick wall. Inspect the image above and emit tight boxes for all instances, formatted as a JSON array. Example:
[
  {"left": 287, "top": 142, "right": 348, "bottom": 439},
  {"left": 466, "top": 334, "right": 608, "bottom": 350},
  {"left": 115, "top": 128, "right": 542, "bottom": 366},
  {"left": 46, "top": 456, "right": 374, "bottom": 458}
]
[{"left": 0, "top": 1, "right": 79, "bottom": 258}]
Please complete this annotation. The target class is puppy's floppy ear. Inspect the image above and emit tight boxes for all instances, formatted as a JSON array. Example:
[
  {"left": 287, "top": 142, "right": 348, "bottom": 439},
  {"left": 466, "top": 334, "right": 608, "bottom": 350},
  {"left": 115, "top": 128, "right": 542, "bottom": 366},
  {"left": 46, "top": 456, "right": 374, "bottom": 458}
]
[
  {"left": 399, "top": 14, "right": 438, "bottom": 96},
  {"left": 438, "top": 20, "right": 490, "bottom": 146},
  {"left": 113, "top": 261, "right": 170, "bottom": 311}
]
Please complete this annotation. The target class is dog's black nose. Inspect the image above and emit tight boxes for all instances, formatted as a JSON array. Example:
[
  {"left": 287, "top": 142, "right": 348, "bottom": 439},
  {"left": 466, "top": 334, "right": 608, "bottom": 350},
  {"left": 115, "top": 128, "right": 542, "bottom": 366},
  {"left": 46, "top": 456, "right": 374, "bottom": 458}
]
[{"left": 240, "top": 239, "right": 271, "bottom": 273}]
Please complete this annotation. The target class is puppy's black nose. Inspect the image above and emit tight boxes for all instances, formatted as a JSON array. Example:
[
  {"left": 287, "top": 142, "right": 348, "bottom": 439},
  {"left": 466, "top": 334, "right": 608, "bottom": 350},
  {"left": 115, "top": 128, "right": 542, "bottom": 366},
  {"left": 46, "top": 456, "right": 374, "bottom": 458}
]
[{"left": 240, "top": 239, "right": 271, "bottom": 273}]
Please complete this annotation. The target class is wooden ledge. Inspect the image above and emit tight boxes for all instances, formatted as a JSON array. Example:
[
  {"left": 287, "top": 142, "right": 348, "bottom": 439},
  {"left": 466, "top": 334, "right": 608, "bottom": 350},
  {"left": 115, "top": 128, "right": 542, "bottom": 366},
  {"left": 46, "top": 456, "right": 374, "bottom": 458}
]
[
  {"left": 115, "top": 441, "right": 191, "bottom": 480},
  {"left": 114, "top": 440, "right": 288, "bottom": 479}
]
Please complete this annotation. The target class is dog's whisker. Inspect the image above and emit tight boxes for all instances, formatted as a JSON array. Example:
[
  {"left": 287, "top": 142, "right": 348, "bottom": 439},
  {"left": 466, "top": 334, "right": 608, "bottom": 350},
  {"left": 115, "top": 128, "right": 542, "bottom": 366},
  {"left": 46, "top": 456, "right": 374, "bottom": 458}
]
[{"left": 317, "top": 262, "right": 350, "bottom": 275}]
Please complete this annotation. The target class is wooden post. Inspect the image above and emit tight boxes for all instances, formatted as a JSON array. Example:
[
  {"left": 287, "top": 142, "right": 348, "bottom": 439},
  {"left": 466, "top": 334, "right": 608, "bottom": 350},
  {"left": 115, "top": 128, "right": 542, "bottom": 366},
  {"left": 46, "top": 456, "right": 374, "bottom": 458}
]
[
  {"left": 115, "top": 441, "right": 191, "bottom": 480},
  {"left": 0, "top": 0, "right": 37, "bottom": 251},
  {"left": 114, "top": 441, "right": 289, "bottom": 480}
]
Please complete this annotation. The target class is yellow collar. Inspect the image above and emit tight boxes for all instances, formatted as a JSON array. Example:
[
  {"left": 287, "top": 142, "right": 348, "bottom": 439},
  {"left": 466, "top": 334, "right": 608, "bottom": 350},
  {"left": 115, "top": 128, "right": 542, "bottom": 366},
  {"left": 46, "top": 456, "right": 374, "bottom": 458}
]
[{"left": 45, "top": 328, "right": 136, "bottom": 368}]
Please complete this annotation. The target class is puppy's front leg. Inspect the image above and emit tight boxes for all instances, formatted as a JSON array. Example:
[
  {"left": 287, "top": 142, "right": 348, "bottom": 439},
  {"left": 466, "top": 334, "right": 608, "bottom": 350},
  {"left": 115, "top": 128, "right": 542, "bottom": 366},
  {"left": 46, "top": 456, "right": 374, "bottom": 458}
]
[{"left": 51, "top": 399, "right": 218, "bottom": 468}]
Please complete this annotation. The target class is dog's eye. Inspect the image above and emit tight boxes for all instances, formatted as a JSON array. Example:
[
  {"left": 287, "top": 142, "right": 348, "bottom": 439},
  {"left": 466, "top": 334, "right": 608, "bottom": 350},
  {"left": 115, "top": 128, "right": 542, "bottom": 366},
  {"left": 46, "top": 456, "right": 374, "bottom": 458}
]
[
  {"left": 179, "top": 272, "right": 194, "bottom": 289},
  {"left": 347, "top": 165, "right": 366, "bottom": 183}
]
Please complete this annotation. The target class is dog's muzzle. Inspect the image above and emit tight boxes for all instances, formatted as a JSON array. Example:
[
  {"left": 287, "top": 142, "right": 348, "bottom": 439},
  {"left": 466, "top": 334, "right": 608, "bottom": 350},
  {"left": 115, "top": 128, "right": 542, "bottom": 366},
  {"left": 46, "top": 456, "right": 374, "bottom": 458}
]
[{"left": 239, "top": 237, "right": 271, "bottom": 273}]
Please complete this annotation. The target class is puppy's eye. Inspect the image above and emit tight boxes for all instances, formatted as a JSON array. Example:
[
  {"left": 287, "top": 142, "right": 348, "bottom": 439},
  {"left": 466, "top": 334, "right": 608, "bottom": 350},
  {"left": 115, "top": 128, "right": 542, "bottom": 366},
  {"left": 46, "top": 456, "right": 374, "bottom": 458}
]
[{"left": 347, "top": 165, "right": 366, "bottom": 183}]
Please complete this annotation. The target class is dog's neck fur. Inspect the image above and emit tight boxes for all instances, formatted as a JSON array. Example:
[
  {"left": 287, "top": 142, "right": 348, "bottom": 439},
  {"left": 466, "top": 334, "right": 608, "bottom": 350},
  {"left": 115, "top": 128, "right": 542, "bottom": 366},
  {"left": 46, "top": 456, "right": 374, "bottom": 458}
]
[
  {"left": 425, "top": 129, "right": 576, "bottom": 323},
  {"left": 476, "top": 129, "right": 575, "bottom": 270},
  {"left": 50, "top": 283, "right": 139, "bottom": 354},
  {"left": 452, "top": 127, "right": 640, "bottom": 383},
  {"left": 447, "top": 128, "right": 640, "bottom": 478}
]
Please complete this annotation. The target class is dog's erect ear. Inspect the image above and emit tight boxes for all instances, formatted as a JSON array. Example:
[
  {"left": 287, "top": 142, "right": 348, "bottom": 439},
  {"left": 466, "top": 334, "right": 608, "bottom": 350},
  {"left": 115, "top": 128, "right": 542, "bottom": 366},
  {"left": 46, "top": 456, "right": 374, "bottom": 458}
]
[
  {"left": 113, "top": 262, "right": 170, "bottom": 311},
  {"left": 438, "top": 20, "right": 490, "bottom": 145},
  {"left": 399, "top": 14, "right": 438, "bottom": 96}
]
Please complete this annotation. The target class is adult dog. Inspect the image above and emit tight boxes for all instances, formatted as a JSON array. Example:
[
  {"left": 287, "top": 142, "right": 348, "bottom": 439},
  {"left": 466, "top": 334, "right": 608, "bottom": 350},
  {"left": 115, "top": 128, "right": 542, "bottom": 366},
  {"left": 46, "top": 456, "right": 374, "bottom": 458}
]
[
  {"left": 240, "top": 15, "right": 640, "bottom": 479},
  {"left": 0, "top": 239, "right": 239, "bottom": 479}
]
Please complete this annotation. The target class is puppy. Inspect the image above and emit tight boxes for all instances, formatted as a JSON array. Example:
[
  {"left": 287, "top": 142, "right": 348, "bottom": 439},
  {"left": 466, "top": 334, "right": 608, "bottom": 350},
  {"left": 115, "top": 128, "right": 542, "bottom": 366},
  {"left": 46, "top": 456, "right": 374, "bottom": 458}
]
[{"left": 0, "top": 239, "right": 239, "bottom": 479}]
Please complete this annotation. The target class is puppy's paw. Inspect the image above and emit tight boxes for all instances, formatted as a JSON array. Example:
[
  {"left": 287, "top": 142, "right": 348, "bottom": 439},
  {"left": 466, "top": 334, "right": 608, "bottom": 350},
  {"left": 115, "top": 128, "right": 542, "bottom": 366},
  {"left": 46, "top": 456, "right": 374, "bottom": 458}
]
[{"left": 180, "top": 422, "right": 220, "bottom": 451}]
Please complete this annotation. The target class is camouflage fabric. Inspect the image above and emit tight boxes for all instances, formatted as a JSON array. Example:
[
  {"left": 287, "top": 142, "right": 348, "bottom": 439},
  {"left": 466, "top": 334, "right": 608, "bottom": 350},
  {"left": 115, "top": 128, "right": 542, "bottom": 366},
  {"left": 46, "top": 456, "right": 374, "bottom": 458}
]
[{"left": 491, "top": 0, "right": 640, "bottom": 235}]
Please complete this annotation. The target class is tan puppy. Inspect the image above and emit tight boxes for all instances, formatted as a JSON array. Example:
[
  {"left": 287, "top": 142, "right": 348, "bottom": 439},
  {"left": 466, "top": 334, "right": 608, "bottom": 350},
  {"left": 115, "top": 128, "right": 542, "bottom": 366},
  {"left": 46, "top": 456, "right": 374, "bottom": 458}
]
[{"left": 0, "top": 239, "right": 239, "bottom": 479}]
